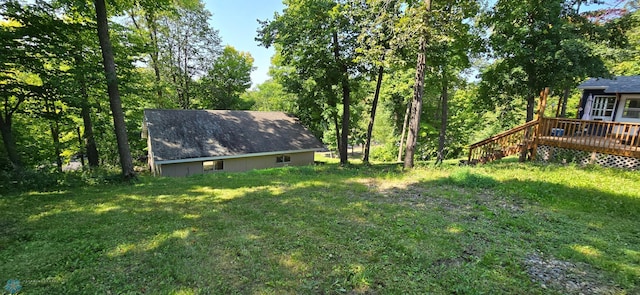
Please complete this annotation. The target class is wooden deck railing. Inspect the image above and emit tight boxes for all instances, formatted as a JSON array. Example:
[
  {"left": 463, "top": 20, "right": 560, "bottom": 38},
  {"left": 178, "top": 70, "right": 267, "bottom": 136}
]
[
  {"left": 468, "top": 120, "right": 539, "bottom": 163},
  {"left": 468, "top": 118, "right": 640, "bottom": 163},
  {"left": 538, "top": 118, "right": 640, "bottom": 158}
]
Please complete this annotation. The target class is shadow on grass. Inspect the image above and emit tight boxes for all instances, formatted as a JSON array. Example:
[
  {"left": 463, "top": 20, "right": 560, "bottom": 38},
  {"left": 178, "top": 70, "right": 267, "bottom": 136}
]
[{"left": 0, "top": 163, "right": 638, "bottom": 294}]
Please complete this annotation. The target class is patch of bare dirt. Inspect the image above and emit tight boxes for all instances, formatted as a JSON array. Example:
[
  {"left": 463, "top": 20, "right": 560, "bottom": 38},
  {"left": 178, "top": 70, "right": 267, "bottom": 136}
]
[{"left": 524, "top": 252, "right": 623, "bottom": 295}]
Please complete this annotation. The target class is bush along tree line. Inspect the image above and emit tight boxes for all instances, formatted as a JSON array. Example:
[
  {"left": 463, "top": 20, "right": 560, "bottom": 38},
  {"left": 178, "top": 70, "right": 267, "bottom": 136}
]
[{"left": 1, "top": 0, "right": 639, "bottom": 185}]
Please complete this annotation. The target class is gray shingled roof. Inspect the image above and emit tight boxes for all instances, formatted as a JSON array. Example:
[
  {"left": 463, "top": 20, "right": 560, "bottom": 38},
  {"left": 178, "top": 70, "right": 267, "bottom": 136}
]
[
  {"left": 144, "top": 109, "right": 325, "bottom": 162},
  {"left": 577, "top": 76, "right": 640, "bottom": 93}
]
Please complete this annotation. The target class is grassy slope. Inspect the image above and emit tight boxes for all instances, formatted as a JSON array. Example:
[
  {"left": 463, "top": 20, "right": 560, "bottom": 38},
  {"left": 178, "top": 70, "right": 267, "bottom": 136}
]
[{"left": 1, "top": 159, "right": 639, "bottom": 294}]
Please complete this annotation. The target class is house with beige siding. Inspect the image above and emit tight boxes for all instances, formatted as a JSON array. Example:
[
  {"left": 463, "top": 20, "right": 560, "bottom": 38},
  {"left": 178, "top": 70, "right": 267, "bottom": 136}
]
[{"left": 142, "top": 109, "right": 325, "bottom": 177}]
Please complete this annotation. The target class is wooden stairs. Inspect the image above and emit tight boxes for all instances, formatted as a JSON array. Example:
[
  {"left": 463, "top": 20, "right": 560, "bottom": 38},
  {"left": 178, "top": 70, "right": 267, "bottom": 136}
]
[{"left": 468, "top": 120, "right": 539, "bottom": 164}]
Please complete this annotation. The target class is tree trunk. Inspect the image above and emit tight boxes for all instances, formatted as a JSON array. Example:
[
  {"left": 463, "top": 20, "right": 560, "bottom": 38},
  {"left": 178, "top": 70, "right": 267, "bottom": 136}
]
[
  {"left": 436, "top": 72, "right": 448, "bottom": 165},
  {"left": 404, "top": 38, "right": 427, "bottom": 169},
  {"left": 397, "top": 100, "right": 411, "bottom": 162},
  {"left": 0, "top": 114, "right": 21, "bottom": 169},
  {"left": 50, "top": 121, "right": 62, "bottom": 173},
  {"left": 182, "top": 43, "right": 190, "bottom": 109},
  {"left": 76, "top": 127, "right": 85, "bottom": 167},
  {"left": 94, "top": 0, "right": 136, "bottom": 179},
  {"left": 363, "top": 65, "right": 384, "bottom": 164},
  {"left": 526, "top": 94, "right": 535, "bottom": 122},
  {"left": 145, "top": 11, "right": 164, "bottom": 107},
  {"left": 76, "top": 55, "right": 100, "bottom": 168},
  {"left": 80, "top": 101, "right": 100, "bottom": 167},
  {"left": 332, "top": 31, "right": 350, "bottom": 166},
  {"left": 560, "top": 87, "right": 570, "bottom": 118},
  {"left": 404, "top": 0, "right": 430, "bottom": 169},
  {"left": 333, "top": 111, "right": 341, "bottom": 158}
]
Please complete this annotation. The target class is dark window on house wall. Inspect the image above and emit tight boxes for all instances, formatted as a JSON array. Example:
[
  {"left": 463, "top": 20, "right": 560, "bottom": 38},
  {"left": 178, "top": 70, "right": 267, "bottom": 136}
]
[
  {"left": 276, "top": 155, "right": 291, "bottom": 163},
  {"left": 622, "top": 98, "right": 640, "bottom": 119},
  {"left": 203, "top": 160, "right": 224, "bottom": 172}
]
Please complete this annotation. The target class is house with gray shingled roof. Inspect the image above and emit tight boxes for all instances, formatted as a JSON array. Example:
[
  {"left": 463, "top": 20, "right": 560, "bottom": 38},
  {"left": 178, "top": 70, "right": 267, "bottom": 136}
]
[
  {"left": 142, "top": 109, "right": 325, "bottom": 177},
  {"left": 577, "top": 75, "right": 640, "bottom": 123}
]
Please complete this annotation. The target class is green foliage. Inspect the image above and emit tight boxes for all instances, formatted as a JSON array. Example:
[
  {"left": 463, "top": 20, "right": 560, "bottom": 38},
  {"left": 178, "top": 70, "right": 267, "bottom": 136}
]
[
  {"left": 244, "top": 79, "right": 296, "bottom": 112},
  {"left": 480, "top": 0, "right": 610, "bottom": 121},
  {"left": 369, "top": 140, "right": 399, "bottom": 162},
  {"left": 0, "top": 166, "right": 124, "bottom": 194},
  {"left": 197, "top": 45, "right": 255, "bottom": 110},
  {"left": 154, "top": 2, "right": 222, "bottom": 109}
]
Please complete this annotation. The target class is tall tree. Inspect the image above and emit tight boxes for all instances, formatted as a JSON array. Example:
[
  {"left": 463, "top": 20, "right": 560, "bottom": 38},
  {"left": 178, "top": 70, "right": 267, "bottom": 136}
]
[
  {"left": 357, "top": 0, "right": 402, "bottom": 164},
  {"left": 403, "top": 0, "right": 431, "bottom": 169},
  {"left": 482, "top": 0, "right": 609, "bottom": 122},
  {"left": 94, "top": 0, "right": 135, "bottom": 179},
  {"left": 198, "top": 45, "right": 255, "bottom": 109},
  {"left": 158, "top": 3, "right": 221, "bottom": 109},
  {"left": 258, "top": 0, "right": 362, "bottom": 166}
]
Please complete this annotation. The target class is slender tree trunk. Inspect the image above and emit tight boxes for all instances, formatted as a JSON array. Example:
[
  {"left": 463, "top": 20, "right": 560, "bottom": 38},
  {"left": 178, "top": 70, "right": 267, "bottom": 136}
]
[
  {"left": 436, "top": 72, "right": 448, "bottom": 165},
  {"left": 182, "top": 44, "right": 190, "bottom": 109},
  {"left": 397, "top": 100, "right": 411, "bottom": 162},
  {"left": 76, "top": 127, "right": 85, "bottom": 167},
  {"left": 560, "top": 87, "right": 570, "bottom": 118},
  {"left": 404, "top": 0, "right": 430, "bottom": 169},
  {"left": 80, "top": 101, "right": 100, "bottom": 167},
  {"left": 404, "top": 39, "right": 427, "bottom": 169},
  {"left": 332, "top": 31, "right": 350, "bottom": 166},
  {"left": 145, "top": 12, "right": 164, "bottom": 106},
  {"left": 94, "top": 0, "right": 136, "bottom": 179},
  {"left": 526, "top": 94, "right": 535, "bottom": 122},
  {"left": 0, "top": 114, "right": 21, "bottom": 169},
  {"left": 333, "top": 111, "right": 341, "bottom": 158},
  {"left": 50, "top": 121, "right": 62, "bottom": 173},
  {"left": 363, "top": 65, "right": 384, "bottom": 164},
  {"left": 75, "top": 54, "right": 100, "bottom": 168}
]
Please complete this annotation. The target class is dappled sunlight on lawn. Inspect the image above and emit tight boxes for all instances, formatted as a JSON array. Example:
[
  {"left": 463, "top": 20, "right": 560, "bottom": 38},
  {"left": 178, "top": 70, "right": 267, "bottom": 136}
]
[
  {"left": 446, "top": 225, "right": 463, "bottom": 234},
  {"left": 279, "top": 251, "right": 309, "bottom": 274},
  {"left": 188, "top": 185, "right": 280, "bottom": 201},
  {"left": 107, "top": 228, "right": 194, "bottom": 257},
  {"left": 571, "top": 244, "right": 603, "bottom": 258}
]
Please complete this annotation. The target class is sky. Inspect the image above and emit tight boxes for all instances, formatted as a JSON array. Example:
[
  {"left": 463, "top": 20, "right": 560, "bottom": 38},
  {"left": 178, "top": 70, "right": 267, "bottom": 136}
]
[{"left": 203, "top": 0, "right": 285, "bottom": 88}]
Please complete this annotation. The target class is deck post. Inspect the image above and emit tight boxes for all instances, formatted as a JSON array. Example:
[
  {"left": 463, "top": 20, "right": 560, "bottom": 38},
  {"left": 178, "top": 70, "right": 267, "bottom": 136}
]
[{"left": 531, "top": 87, "right": 550, "bottom": 161}]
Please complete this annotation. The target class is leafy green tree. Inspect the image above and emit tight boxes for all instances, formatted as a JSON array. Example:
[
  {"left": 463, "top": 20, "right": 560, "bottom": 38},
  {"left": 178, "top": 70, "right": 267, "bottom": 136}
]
[
  {"left": 356, "top": 0, "right": 404, "bottom": 164},
  {"left": 157, "top": 2, "right": 221, "bottom": 109},
  {"left": 481, "top": 0, "right": 609, "bottom": 123},
  {"left": 258, "top": 0, "right": 363, "bottom": 166},
  {"left": 198, "top": 45, "right": 255, "bottom": 110},
  {"left": 244, "top": 79, "right": 296, "bottom": 112}
]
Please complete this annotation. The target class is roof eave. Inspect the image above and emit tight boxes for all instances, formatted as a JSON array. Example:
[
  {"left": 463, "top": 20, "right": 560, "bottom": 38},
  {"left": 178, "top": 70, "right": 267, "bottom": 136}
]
[{"left": 578, "top": 86, "right": 608, "bottom": 90}]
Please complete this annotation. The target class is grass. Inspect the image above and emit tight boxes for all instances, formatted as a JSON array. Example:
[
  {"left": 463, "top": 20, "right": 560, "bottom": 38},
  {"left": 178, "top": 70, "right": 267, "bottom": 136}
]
[{"left": 1, "top": 157, "right": 639, "bottom": 294}]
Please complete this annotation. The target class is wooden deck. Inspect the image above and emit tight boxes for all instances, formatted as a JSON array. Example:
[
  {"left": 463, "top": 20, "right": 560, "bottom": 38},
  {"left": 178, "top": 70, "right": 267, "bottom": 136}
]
[
  {"left": 468, "top": 89, "right": 640, "bottom": 164},
  {"left": 538, "top": 135, "right": 640, "bottom": 158},
  {"left": 538, "top": 118, "right": 640, "bottom": 158},
  {"left": 469, "top": 118, "right": 640, "bottom": 163}
]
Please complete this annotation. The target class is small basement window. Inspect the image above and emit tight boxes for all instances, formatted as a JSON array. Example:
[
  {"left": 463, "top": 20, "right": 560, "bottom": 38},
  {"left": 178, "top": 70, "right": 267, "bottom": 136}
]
[
  {"left": 203, "top": 160, "right": 224, "bottom": 172},
  {"left": 276, "top": 155, "right": 291, "bottom": 163}
]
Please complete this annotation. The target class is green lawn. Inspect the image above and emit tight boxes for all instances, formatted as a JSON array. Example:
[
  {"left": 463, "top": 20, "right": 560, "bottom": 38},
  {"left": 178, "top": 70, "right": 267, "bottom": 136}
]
[{"left": 1, "top": 159, "right": 639, "bottom": 294}]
